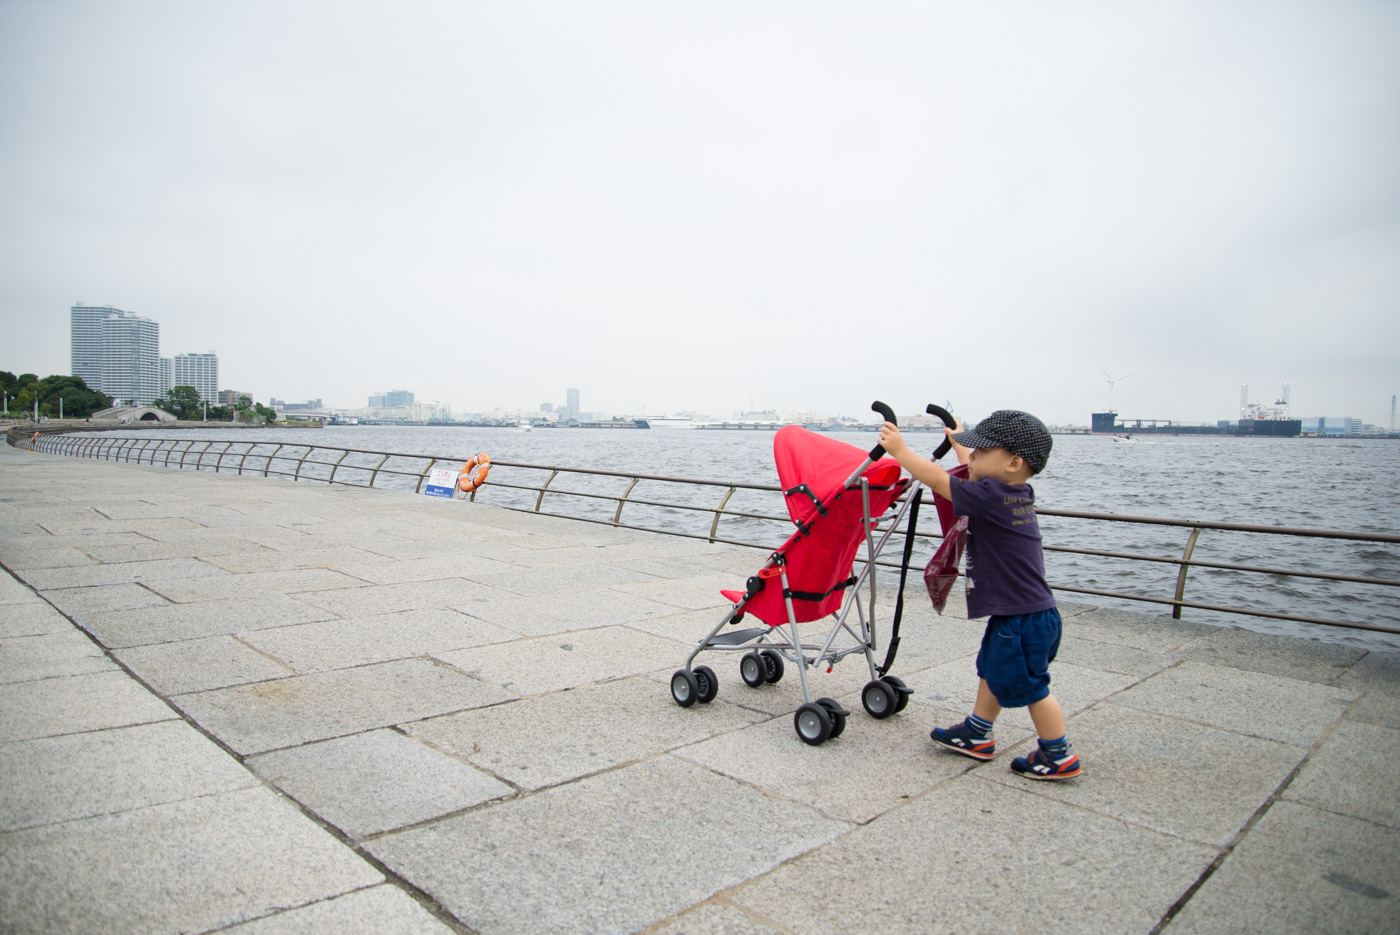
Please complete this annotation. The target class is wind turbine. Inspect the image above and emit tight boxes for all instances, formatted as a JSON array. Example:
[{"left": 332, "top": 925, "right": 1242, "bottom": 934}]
[{"left": 1100, "top": 367, "right": 1132, "bottom": 412}]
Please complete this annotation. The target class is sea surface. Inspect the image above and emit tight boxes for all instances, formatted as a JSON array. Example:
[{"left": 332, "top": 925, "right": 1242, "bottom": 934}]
[{"left": 119, "top": 425, "right": 1400, "bottom": 650}]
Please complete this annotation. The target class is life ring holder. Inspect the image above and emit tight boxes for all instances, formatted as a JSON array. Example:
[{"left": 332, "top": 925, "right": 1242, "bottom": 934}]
[{"left": 456, "top": 453, "right": 491, "bottom": 500}]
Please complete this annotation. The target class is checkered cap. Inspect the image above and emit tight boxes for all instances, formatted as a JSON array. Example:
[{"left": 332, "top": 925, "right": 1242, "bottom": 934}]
[{"left": 951, "top": 410, "right": 1053, "bottom": 474}]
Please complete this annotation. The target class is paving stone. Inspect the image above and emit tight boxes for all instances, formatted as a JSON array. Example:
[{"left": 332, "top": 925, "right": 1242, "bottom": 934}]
[
  {"left": 143, "top": 567, "right": 368, "bottom": 603},
  {"left": 649, "top": 902, "right": 787, "bottom": 935},
  {"left": 455, "top": 560, "right": 659, "bottom": 596},
  {"left": 41, "top": 582, "right": 171, "bottom": 616},
  {"left": 0, "top": 785, "right": 383, "bottom": 935},
  {"left": 1346, "top": 690, "right": 1400, "bottom": 730},
  {"left": 0, "top": 546, "right": 97, "bottom": 570},
  {"left": 1063, "top": 606, "right": 1219, "bottom": 652},
  {"left": 0, "top": 720, "right": 258, "bottom": 831},
  {"left": 612, "top": 573, "right": 746, "bottom": 611},
  {"left": 17, "top": 557, "right": 227, "bottom": 591},
  {"left": 435, "top": 625, "right": 682, "bottom": 695},
  {"left": 0, "top": 628, "right": 115, "bottom": 684},
  {"left": 902, "top": 659, "right": 1138, "bottom": 731},
  {"left": 368, "top": 756, "right": 850, "bottom": 935},
  {"left": 732, "top": 776, "right": 1217, "bottom": 935},
  {"left": 176, "top": 658, "right": 516, "bottom": 755},
  {"left": 405, "top": 676, "right": 765, "bottom": 790},
  {"left": 486, "top": 544, "right": 638, "bottom": 569},
  {"left": 1174, "top": 626, "right": 1366, "bottom": 684},
  {"left": 0, "top": 601, "right": 72, "bottom": 638},
  {"left": 1112, "top": 661, "right": 1356, "bottom": 747},
  {"left": 240, "top": 608, "right": 517, "bottom": 674},
  {"left": 80, "top": 537, "right": 273, "bottom": 563},
  {"left": 1283, "top": 719, "right": 1400, "bottom": 829},
  {"left": 1164, "top": 801, "right": 1399, "bottom": 935},
  {"left": 1054, "top": 634, "right": 1176, "bottom": 677},
  {"left": 622, "top": 606, "right": 740, "bottom": 644},
  {"left": 1333, "top": 649, "right": 1400, "bottom": 697},
  {"left": 675, "top": 703, "right": 1014, "bottom": 823},
  {"left": 199, "top": 545, "right": 390, "bottom": 573},
  {"left": 223, "top": 884, "right": 458, "bottom": 934},
  {"left": 0, "top": 669, "right": 176, "bottom": 744},
  {"left": 247, "top": 729, "right": 513, "bottom": 839},
  {"left": 292, "top": 578, "right": 512, "bottom": 617},
  {"left": 984, "top": 703, "right": 1304, "bottom": 846},
  {"left": 319, "top": 554, "right": 517, "bottom": 584},
  {"left": 79, "top": 593, "right": 337, "bottom": 647},
  {"left": 115, "top": 635, "right": 296, "bottom": 694},
  {"left": 459, "top": 588, "right": 681, "bottom": 637}
]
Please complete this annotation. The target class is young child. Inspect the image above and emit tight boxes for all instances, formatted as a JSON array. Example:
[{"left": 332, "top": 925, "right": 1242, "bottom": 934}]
[{"left": 877, "top": 410, "right": 1080, "bottom": 780}]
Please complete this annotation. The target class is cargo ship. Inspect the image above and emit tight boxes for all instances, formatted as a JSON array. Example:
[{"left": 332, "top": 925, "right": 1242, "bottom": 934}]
[{"left": 1091, "top": 384, "right": 1301, "bottom": 437}]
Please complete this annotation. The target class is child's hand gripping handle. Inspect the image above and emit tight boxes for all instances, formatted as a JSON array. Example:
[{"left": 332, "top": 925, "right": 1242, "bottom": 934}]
[
  {"left": 868, "top": 401, "right": 897, "bottom": 460},
  {"left": 926, "top": 404, "right": 955, "bottom": 460}
]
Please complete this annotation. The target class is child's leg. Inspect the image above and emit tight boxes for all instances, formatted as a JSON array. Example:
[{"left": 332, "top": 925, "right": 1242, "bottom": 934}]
[
  {"left": 973, "top": 678, "right": 1003, "bottom": 724},
  {"left": 1026, "top": 693, "right": 1064, "bottom": 740}
]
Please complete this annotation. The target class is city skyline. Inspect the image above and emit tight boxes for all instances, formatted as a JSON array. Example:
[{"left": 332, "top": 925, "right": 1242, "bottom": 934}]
[{"left": 3, "top": 4, "right": 1397, "bottom": 423}]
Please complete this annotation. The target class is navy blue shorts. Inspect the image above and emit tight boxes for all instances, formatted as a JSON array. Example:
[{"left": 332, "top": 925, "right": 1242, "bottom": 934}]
[{"left": 976, "top": 608, "right": 1062, "bottom": 708}]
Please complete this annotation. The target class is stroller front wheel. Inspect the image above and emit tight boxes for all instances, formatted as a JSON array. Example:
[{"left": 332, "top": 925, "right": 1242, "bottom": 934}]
[
  {"left": 881, "top": 675, "right": 912, "bottom": 712},
  {"left": 671, "top": 670, "right": 699, "bottom": 708},
  {"left": 862, "top": 680, "right": 898, "bottom": 719},
  {"left": 760, "top": 649, "right": 785, "bottom": 683},
  {"left": 740, "top": 652, "right": 766, "bottom": 688},
  {"left": 795, "top": 703, "right": 833, "bottom": 745},
  {"left": 693, "top": 665, "right": 718, "bottom": 703}
]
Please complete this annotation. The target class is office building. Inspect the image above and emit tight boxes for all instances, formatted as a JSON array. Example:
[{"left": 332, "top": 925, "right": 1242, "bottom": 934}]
[
  {"left": 385, "top": 390, "right": 414, "bottom": 408},
  {"left": 218, "top": 390, "right": 251, "bottom": 406},
  {"left": 101, "top": 312, "right": 162, "bottom": 405},
  {"left": 368, "top": 394, "right": 387, "bottom": 408},
  {"left": 173, "top": 352, "right": 219, "bottom": 403},
  {"left": 564, "top": 388, "right": 580, "bottom": 419}
]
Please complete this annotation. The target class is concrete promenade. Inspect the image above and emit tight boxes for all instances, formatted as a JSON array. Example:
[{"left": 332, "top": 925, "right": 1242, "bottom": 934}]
[{"left": 1, "top": 441, "right": 1397, "bottom": 934}]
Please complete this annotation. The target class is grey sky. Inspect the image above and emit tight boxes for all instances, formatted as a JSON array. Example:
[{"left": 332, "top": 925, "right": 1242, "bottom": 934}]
[{"left": 2, "top": 1, "right": 1397, "bottom": 423}]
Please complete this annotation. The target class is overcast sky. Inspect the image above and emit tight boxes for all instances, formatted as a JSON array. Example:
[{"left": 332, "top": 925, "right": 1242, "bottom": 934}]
[{"left": 2, "top": 1, "right": 1397, "bottom": 424}]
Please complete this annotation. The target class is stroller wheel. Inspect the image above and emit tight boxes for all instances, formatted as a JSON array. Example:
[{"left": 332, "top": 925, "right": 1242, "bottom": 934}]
[
  {"left": 881, "top": 675, "right": 911, "bottom": 713},
  {"left": 740, "top": 652, "right": 766, "bottom": 688},
  {"left": 794, "top": 703, "right": 833, "bottom": 745},
  {"left": 760, "top": 649, "right": 785, "bottom": 683},
  {"left": 693, "top": 665, "right": 718, "bottom": 703},
  {"left": 671, "top": 669, "right": 699, "bottom": 708},
  {"left": 817, "top": 697, "right": 848, "bottom": 738},
  {"left": 862, "top": 680, "right": 898, "bottom": 719}
]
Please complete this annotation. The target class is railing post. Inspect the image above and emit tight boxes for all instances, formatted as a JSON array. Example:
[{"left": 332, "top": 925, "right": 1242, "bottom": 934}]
[
  {"left": 613, "top": 478, "right": 639, "bottom": 526},
  {"left": 709, "top": 487, "right": 736, "bottom": 543},
  {"left": 237, "top": 444, "right": 254, "bottom": 475},
  {"left": 414, "top": 459, "right": 437, "bottom": 494},
  {"left": 327, "top": 450, "right": 349, "bottom": 484},
  {"left": 213, "top": 441, "right": 232, "bottom": 472},
  {"left": 194, "top": 441, "right": 213, "bottom": 470},
  {"left": 1173, "top": 527, "right": 1203, "bottom": 619},
  {"left": 293, "top": 447, "right": 312, "bottom": 481},
  {"left": 535, "top": 470, "right": 559, "bottom": 512},
  {"left": 264, "top": 444, "right": 284, "bottom": 477},
  {"left": 368, "top": 453, "right": 390, "bottom": 487}
]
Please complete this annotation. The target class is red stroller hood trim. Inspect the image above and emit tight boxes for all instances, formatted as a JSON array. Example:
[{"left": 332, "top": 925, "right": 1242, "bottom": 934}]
[{"left": 773, "top": 426, "right": 902, "bottom": 523}]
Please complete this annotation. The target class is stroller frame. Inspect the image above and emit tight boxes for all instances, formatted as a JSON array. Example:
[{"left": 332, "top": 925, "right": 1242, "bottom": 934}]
[{"left": 670, "top": 401, "right": 952, "bottom": 745}]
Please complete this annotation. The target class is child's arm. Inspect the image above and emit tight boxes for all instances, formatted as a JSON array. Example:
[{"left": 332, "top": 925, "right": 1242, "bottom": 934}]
[{"left": 877, "top": 420, "right": 964, "bottom": 500}]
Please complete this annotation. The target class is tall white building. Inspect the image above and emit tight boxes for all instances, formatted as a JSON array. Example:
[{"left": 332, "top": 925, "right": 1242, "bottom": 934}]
[
  {"left": 71, "top": 304, "right": 131, "bottom": 390},
  {"left": 565, "top": 388, "right": 580, "bottom": 419},
  {"left": 173, "top": 352, "right": 219, "bottom": 403},
  {"left": 100, "top": 312, "right": 162, "bottom": 405},
  {"left": 159, "top": 358, "right": 173, "bottom": 396}
]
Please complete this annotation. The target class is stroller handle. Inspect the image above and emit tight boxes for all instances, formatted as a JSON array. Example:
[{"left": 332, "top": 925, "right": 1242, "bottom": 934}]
[
  {"left": 927, "top": 403, "right": 956, "bottom": 460},
  {"left": 868, "top": 401, "right": 896, "bottom": 460}
]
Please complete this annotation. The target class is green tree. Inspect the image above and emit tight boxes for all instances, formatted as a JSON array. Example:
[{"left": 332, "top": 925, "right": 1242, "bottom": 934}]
[
  {"left": 35, "top": 375, "right": 112, "bottom": 419},
  {"left": 151, "top": 385, "right": 202, "bottom": 420}
]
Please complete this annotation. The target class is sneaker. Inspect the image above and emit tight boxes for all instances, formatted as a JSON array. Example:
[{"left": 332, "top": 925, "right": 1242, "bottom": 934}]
[
  {"left": 929, "top": 719, "right": 996, "bottom": 761},
  {"left": 1010, "top": 746, "right": 1082, "bottom": 780}
]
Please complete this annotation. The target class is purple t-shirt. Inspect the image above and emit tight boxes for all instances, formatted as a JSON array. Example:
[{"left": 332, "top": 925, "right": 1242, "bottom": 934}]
[{"left": 947, "top": 476, "right": 1057, "bottom": 619}]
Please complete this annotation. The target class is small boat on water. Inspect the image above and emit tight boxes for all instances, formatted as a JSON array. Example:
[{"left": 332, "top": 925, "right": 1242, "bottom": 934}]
[
  {"left": 1112, "top": 434, "right": 1138, "bottom": 443},
  {"left": 518, "top": 420, "right": 533, "bottom": 432}
]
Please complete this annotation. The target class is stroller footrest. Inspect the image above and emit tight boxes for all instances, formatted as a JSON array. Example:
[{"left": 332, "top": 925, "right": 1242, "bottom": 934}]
[{"left": 704, "top": 627, "right": 767, "bottom": 647}]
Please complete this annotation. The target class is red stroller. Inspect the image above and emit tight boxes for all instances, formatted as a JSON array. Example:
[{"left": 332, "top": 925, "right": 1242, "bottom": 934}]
[{"left": 669, "top": 402, "right": 955, "bottom": 745}]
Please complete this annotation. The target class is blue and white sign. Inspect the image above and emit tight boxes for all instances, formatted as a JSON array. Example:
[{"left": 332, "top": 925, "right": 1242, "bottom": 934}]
[{"left": 424, "top": 467, "right": 458, "bottom": 499}]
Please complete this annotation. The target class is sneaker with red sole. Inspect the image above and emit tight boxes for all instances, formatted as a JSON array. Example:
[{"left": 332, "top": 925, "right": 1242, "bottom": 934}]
[
  {"left": 929, "top": 719, "right": 996, "bottom": 761},
  {"left": 1011, "top": 746, "right": 1082, "bottom": 780}
]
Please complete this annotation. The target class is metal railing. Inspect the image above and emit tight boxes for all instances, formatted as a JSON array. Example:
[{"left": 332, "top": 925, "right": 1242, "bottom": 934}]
[{"left": 14, "top": 429, "right": 1400, "bottom": 636}]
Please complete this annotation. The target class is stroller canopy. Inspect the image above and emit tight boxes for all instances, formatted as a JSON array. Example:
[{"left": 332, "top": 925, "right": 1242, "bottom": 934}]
[{"left": 724, "top": 427, "right": 907, "bottom": 625}]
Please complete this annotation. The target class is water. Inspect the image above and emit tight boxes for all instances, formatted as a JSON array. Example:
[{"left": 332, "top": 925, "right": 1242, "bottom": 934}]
[{"left": 114, "top": 425, "right": 1400, "bottom": 650}]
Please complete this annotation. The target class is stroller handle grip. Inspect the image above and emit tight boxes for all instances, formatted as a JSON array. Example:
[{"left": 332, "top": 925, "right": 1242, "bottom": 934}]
[
  {"left": 868, "top": 401, "right": 896, "bottom": 460},
  {"left": 926, "top": 403, "right": 955, "bottom": 460}
]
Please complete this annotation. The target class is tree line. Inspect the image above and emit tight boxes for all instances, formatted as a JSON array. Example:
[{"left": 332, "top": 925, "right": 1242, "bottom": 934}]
[{"left": 2, "top": 370, "right": 279, "bottom": 423}]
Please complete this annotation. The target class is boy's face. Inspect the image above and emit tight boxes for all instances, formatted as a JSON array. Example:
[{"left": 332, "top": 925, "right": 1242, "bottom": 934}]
[{"left": 968, "top": 446, "right": 1031, "bottom": 483}]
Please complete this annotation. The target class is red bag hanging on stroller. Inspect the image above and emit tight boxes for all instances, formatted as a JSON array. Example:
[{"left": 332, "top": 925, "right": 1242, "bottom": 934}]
[{"left": 668, "top": 402, "right": 955, "bottom": 746}]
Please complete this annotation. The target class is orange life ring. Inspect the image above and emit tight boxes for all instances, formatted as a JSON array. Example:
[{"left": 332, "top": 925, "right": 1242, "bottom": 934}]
[{"left": 456, "top": 453, "right": 491, "bottom": 497}]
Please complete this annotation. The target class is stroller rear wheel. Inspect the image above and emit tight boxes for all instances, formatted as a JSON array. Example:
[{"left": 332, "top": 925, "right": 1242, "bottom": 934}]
[
  {"left": 759, "top": 649, "right": 785, "bottom": 683},
  {"left": 740, "top": 652, "right": 766, "bottom": 688},
  {"left": 862, "top": 679, "right": 898, "bottom": 719},
  {"left": 794, "top": 703, "right": 833, "bottom": 745},
  {"left": 693, "top": 665, "right": 718, "bottom": 703},
  {"left": 817, "top": 697, "right": 849, "bottom": 738},
  {"left": 671, "top": 669, "right": 699, "bottom": 708},
  {"left": 881, "top": 675, "right": 911, "bottom": 712}
]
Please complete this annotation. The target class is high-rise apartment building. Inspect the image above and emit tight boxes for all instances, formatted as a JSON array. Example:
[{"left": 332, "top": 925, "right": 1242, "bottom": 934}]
[
  {"left": 173, "top": 352, "right": 219, "bottom": 403},
  {"left": 100, "top": 312, "right": 162, "bottom": 405},
  {"left": 566, "top": 388, "right": 580, "bottom": 419},
  {"left": 71, "top": 304, "right": 133, "bottom": 390},
  {"left": 159, "top": 358, "right": 173, "bottom": 396}
]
